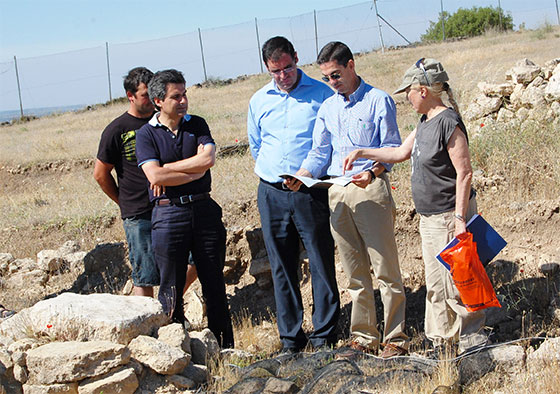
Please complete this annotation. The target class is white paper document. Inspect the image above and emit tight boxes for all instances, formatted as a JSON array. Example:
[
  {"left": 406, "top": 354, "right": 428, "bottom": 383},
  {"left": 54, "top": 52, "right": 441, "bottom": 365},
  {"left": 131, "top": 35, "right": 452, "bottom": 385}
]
[{"left": 279, "top": 174, "right": 352, "bottom": 189}]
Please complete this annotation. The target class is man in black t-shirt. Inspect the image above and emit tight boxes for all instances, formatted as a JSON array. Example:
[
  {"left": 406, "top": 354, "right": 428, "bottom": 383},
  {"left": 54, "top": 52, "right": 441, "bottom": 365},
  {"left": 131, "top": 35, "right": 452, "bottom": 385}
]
[{"left": 94, "top": 67, "right": 160, "bottom": 297}]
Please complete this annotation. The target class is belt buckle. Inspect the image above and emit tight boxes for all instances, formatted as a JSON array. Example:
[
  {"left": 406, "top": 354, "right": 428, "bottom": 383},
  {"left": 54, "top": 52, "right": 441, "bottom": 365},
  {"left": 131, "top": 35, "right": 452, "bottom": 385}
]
[{"left": 179, "top": 195, "right": 192, "bottom": 204}]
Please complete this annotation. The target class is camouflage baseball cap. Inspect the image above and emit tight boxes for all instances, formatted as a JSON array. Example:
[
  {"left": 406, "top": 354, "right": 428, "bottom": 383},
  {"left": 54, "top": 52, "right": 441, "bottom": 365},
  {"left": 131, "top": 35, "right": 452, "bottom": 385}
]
[{"left": 393, "top": 58, "right": 449, "bottom": 94}]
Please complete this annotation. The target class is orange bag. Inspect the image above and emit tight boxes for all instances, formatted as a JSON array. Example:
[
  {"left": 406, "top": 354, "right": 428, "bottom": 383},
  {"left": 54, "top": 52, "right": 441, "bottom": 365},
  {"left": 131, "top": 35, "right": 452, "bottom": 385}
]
[{"left": 439, "top": 232, "right": 501, "bottom": 312}]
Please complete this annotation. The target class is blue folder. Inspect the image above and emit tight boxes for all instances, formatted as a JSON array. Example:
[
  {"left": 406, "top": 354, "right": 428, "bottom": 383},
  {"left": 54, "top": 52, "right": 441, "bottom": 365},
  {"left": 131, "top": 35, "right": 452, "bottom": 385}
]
[{"left": 436, "top": 214, "right": 507, "bottom": 271}]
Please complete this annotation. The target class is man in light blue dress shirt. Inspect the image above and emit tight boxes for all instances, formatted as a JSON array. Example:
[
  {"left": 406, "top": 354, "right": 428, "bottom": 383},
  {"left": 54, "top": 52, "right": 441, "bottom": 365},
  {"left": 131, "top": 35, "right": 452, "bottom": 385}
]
[
  {"left": 247, "top": 36, "right": 340, "bottom": 353},
  {"left": 292, "top": 41, "right": 409, "bottom": 358}
]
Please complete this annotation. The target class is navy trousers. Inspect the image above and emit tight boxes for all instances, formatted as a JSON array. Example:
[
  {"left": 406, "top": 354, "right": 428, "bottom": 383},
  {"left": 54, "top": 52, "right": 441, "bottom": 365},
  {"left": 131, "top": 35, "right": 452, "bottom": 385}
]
[
  {"left": 257, "top": 180, "right": 340, "bottom": 349},
  {"left": 152, "top": 198, "right": 234, "bottom": 348}
]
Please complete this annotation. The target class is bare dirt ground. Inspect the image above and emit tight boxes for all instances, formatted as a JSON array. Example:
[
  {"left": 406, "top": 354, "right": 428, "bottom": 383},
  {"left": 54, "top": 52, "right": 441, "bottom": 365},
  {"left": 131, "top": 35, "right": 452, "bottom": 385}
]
[{"left": 2, "top": 160, "right": 558, "bottom": 353}]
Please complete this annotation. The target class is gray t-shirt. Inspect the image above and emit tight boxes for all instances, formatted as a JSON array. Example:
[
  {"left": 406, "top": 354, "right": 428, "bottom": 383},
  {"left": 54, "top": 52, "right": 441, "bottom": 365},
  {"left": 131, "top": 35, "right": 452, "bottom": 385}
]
[{"left": 411, "top": 108, "right": 473, "bottom": 215}]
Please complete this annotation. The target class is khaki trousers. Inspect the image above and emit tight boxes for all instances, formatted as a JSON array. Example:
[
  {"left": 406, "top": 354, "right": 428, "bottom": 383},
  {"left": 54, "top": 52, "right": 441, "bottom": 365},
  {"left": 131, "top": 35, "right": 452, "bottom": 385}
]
[
  {"left": 420, "top": 196, "right": 486, "bottom": 352},
  {"left": 329, "top": 173, "right": 408, "bottom": 350}
]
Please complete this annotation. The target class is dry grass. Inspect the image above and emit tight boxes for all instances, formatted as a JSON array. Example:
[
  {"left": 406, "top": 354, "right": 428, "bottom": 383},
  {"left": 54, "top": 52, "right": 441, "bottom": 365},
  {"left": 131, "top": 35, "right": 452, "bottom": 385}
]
[{"left": 0, "top": 26, "right": 557, "bottom": 259}]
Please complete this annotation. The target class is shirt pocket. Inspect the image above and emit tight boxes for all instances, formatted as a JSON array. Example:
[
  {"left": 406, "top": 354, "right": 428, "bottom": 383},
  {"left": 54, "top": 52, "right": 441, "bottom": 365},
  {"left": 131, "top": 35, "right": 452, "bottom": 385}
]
[{"left": 347, "top": 118, "right": 375, "bottom": 147}]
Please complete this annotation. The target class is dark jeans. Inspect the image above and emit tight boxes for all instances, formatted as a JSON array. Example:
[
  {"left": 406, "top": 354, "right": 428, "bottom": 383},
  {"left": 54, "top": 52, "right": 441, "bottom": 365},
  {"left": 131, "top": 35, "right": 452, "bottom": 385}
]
[
  {"left": 152, "top": 198, "right": 234, "bottom": 348},
  {"left": 258, "top": 180, "right": 340, "bottom": 349}
]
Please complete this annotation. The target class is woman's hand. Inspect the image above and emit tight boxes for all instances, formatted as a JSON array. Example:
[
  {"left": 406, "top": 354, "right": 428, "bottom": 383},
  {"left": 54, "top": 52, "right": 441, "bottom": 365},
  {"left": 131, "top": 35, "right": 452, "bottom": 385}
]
[{"left": 343, "top": 149, "right": 363, "bottom": 174}]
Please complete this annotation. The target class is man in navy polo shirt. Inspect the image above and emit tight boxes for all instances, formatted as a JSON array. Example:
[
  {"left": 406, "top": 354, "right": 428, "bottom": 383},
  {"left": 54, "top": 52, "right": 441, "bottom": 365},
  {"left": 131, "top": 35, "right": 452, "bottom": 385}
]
[{"left": 136, "top": 69, "right": 233, "bottom": 348}]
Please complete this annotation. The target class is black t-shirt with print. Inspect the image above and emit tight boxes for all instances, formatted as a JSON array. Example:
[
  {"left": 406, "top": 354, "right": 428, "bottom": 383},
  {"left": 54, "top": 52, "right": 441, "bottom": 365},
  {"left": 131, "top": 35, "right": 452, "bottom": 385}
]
[{"left": 96, "top": 112, "right": 153, "bottom": 219}]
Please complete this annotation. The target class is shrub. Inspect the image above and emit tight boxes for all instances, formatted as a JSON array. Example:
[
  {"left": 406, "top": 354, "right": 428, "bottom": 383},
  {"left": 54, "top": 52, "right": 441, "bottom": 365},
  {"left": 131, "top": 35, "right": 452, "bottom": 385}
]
[{"left": 422, "top": 6, "right": 514, "bottom": 41}]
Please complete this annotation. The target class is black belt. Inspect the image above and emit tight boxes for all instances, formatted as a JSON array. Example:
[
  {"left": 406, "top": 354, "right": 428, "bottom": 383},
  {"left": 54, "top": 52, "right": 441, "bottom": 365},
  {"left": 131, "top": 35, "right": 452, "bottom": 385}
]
[
  {"left": 260, "top": 178, "right": 288, "bottom": 190},
  {"left": 155, "top": 192, "right": 210, "bottom": 206}
]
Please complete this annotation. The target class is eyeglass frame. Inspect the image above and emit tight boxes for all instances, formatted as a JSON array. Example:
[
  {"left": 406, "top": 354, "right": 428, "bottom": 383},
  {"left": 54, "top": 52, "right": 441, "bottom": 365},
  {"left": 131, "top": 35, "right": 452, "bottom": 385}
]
[
  {"left": 268, "top": 64, "right": 297, "bottom": 77},
  {"left": 415, "top": 58, "right": 431, "bottom": 87},
  {"left": 321, "top": 72, "right": 342, "bottom": 83}
]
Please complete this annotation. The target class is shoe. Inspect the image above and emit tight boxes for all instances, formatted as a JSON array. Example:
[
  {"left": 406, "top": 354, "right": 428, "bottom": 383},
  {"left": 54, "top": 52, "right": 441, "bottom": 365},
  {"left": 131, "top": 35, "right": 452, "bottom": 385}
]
[
  {"left": 380, "top": 343, "right": 408, "bottom": 358},
  {"left": 336, "top": 340, "right": 376, "bottom": 359}
]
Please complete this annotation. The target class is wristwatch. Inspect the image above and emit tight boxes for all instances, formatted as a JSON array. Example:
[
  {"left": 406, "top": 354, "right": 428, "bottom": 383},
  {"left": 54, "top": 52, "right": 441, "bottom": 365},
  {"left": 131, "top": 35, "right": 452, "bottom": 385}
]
[{"left": 367, "top": 169, "right": 376, "bottom": 182}]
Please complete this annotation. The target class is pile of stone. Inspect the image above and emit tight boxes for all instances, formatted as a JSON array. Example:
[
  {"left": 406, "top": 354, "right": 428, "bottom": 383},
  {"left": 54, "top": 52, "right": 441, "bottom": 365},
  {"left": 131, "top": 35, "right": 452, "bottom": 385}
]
[
  {"left": 464, "top": 58, "right": 560, "bottom": 125},
  {"left": 0, "top": 293, "right": 219, "bottom": 393}
]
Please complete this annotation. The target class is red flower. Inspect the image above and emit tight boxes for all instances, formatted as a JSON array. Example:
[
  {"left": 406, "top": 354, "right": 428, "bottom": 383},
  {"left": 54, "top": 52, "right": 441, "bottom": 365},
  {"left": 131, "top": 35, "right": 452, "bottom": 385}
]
[
  {"left": 480, "top": 123, "right": 485, "bottom": 127},
  {"left": 46, "top": 324, "right": 52, "bottom": 328},
  {"left": 235, "top": 139, "right": 239, "bottom": 143},
  {"left": 519, "top": 269, "right": 524, "bottom": 273},
  {"left": 391, "top": 186, "right": 396, "bottom": 190}
]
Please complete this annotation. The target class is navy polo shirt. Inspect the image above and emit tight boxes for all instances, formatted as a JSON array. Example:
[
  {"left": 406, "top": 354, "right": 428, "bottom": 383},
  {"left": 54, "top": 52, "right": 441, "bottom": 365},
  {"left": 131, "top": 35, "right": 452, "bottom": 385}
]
[{"left": 136, "top": 113, "right": 215, "bottom": 201}]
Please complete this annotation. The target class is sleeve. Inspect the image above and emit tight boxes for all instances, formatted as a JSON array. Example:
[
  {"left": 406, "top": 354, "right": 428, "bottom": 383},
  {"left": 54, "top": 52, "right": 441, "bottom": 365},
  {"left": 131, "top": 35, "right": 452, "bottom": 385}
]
[
  {"left": 441, "top": 111, "right": 464, "bottom": 146},
  {"left": 247, "top": 101, "right": 261, "bottom": 160},
  {"left": 300, "top": 105, "right": 333, "bottom": 178},
  {"left": 195, "top": 117, "right": 215, "bottom": 146},
  {"left": 96, "top": 124, "right": 119, "bottom": 165},
  {"left": 375, "top": 95, "right": 402, "bottom": 171},
  {"left": 135, "top": 126, "right": 159, "bottom": 167}
]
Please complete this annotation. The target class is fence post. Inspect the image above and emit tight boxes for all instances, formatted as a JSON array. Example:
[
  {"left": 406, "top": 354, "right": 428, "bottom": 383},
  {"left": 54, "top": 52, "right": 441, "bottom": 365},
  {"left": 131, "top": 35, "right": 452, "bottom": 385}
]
[
  {"left": 314, "top": 10, "right": 319, "bottom": 57},
  {"left": 198, "top": 28, "right": 208, "bottom": 82},
  {"left": 556, "top": 0, "right": 560, "bottom": 25},
  {"left": 440, "top": 0, "right": 446, "bottom": 41},
  {"left": 373, "top": 0, "right": 385, "bottom": 53},
  {"left": 255, "top": 18, "right": 263, "bottom": 73},
  {"left": 14, "top": 56, "right": 24, "bottom": 119},
  {"left": 105, "top": 42, "right": 112, "bottom": 102}
]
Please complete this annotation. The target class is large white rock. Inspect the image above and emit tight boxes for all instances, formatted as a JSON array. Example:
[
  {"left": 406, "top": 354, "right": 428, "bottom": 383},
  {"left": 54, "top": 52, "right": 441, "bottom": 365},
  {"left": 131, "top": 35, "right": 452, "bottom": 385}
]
[
  {"left": 505, "top": 58, "right": 541, "bottom": 84},
  {"left": 26, "top": 341, "right": 130, "bottom": 385},
  {"left": 189, "top": 329, "right": 220, "bottom": 365},
  {"left": 158, "top": 323, "right": 191, "bottom": 354},
  {"left": 22, "top": 382, "right": 79, "bottom": 393},
  {"left": 128, "top": 335, "right": 190, "bottom": 375},
  {"left": 37, "top": 249, "right": 65, "bottom": 272},
  {"left": 459, "top": 345, "right": 525, "bottom": 385},
  {"left": 477, "top": 82, "right": 514, "bottom": 97},
  {"left": 0, "top": 293, "right": 167, "bottom": 344},
  {"left": 527, "top": 337, "right": 560, "bottom": 367},
  {"left": 520, "top": 85, "right": 546, "bottom": 107},
  {"left": 544, "top": 68, "right": 560, "bottom": 101},
  {"left": 78, "top": 367, "right": 138, "bottom": 394},
  {"left": 184, "top": 291, "right": 206, "bottom": 327}
]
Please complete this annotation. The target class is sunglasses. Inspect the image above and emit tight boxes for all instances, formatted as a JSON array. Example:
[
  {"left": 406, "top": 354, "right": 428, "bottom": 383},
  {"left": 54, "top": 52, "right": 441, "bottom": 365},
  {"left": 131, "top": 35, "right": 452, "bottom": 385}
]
[
  {"left": 415, "top": 58, "right": 431, "bottom": 86},
  {"left": 269, "top": 64, "right": 296, "bottom": 77},
  {"left": 321, "top": 72, "right": 342, "bottom": 83}
]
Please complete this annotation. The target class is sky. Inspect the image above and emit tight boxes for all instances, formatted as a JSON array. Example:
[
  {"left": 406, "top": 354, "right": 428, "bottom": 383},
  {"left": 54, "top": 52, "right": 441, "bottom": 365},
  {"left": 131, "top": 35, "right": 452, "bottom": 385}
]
[
  {"left": 1, "top": 0, "right": 557, "bottom": 62},
  {"left": 0, "top": 0, "right": 557, "bottom": 112}
]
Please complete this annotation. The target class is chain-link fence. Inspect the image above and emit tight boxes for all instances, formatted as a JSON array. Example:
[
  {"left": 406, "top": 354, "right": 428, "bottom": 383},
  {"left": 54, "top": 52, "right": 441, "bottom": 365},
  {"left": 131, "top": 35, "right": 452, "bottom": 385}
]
[{"left": 0, "top": 0, "right": 557, "bottom": 119}]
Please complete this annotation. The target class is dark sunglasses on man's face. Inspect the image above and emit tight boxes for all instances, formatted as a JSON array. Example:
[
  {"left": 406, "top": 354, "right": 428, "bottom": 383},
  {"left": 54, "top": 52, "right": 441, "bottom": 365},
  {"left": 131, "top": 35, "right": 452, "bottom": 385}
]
[{"left": 321, "top": 72, "right": 341, "bottom": 83}]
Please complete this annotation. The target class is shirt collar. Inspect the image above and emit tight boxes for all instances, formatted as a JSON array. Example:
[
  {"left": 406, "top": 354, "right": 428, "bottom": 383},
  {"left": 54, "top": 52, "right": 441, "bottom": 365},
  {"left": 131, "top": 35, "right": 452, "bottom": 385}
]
[
  {"left": 148, "top": 112, "right": 191, "bottom": 127},
  {"left": 266, "top": 69, "right": 312, "bottom": 94},
  {"left": 336, "top": 77, "right": 365, "bottom": 105}
]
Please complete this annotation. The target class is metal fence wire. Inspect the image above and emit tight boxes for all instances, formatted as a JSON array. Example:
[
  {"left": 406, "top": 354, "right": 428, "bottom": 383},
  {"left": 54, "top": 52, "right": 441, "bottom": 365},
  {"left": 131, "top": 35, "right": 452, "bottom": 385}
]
[{"left": 0, "top": 0, "right": 557, "bottom": 116}]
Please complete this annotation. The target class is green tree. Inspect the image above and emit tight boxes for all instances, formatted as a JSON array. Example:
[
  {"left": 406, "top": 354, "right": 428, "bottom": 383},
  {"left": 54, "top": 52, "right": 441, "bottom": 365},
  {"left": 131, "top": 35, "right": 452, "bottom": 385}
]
[{"left": 422, "top": 6, "right": 514, "bottom": 41}]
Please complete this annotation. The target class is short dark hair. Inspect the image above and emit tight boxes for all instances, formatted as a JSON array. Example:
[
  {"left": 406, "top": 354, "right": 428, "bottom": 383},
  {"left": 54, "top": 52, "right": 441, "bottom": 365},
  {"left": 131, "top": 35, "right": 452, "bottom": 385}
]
[
  {"left": 317, "top": 41, "right": 353, "bottom": 66},
  {"left": 262, "top": 36, "right": 296, "bottom": 65},
  {"left": 123, "top": 67, "right": 153, "bottom": 95},
  {"left": 148, "top": 69, "right": 186, "bottom": 107}
]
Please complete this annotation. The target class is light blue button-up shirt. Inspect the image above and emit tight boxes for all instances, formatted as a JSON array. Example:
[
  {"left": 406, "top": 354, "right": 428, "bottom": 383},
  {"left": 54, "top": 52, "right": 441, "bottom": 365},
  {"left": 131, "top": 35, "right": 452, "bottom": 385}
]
[
  {"left": 247, "top": 69, "right": 334, "bottom": 183},
  {"left": 301, "top": 78, "right": 402, "bottom": 178}
]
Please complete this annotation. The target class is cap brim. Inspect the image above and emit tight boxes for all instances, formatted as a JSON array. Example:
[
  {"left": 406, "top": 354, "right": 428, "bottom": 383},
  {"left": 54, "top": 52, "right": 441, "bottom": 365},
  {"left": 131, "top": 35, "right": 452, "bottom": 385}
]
[{"left": 393, "top": 83, "right": 410, "bottom": 95}]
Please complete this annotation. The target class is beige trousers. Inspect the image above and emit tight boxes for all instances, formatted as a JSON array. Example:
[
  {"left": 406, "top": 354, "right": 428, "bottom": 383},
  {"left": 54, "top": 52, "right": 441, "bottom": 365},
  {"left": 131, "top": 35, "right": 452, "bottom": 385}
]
[
  {"left": 329, "top": 173, "right": 408, "bottom": 350},
  {"left": 420, "top": 196, "right": 487, "bottom": 352}
]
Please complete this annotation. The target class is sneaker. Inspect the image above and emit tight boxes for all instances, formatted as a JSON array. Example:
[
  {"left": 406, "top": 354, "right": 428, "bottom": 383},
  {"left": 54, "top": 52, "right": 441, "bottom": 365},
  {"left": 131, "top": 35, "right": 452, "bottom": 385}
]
[{"left": 380, "top": 343, "right": 408, "bottom": 358}]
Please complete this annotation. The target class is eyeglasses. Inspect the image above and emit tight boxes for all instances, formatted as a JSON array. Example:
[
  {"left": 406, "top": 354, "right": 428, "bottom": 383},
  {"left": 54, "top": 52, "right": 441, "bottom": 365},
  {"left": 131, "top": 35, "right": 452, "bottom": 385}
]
[
  {"left": 415, "top": 58, "right": 431, "bottom": 86},
  {"left": 321, "top": 72, "right": 341, "bottom": 83},
  {"left": 269, "top": 64, "right": 296, "bottom": 77}
]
